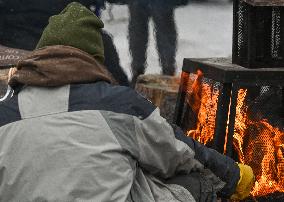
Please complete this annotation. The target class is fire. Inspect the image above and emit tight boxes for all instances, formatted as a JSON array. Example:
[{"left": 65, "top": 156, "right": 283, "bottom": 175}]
[
  {"left": 244, "top": 120, "right": 284, "bottom": 196},
  {"left": 232, "top": 89, "right": 248, "bottom": 163},
  {"left": 185, "top": 71, "right": 284, "bottom": 197},
  {"left": 186, "top": 70, "right": 219, "bottom": 144}
]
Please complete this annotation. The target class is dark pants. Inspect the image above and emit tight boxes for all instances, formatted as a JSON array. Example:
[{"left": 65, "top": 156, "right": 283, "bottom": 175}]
[
  {"left": 165, "top": 171, "right": 220, "bottom": 202},
  {"left": 128, "top": 1, "right": 177, "bottom": 83}
]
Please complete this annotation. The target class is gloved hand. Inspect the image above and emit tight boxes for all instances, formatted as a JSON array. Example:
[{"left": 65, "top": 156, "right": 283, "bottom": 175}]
[{"left": 231, "top": 163, "right": 255, "bottom": 200}]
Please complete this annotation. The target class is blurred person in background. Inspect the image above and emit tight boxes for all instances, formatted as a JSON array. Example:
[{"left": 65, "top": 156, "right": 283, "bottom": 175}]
[
  {"left": 0, "top": 0, "right": 129, "bottom": 86},
  {"left": 127, "top": 0, "right": 189, "bottom": 86}
]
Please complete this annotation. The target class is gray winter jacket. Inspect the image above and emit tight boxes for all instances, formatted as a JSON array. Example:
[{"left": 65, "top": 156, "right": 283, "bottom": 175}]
[
  {"left": 0, "top": 46, "right": 239, "bottom": 201},
  {"left": 0, "top": 82, "right": 204, "bottom": 201},
  {"left": 0, "top": 46, "right": 202, "bottom": 202}
]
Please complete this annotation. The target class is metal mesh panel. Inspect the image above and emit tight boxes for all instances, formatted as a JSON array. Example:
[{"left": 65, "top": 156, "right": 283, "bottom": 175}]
[
  {"left": 236, "top": 0, "right": 248, "bottom": 59},
  {"left": 247, "top": 85, "right": 283, "bottom": 129},
  {"left": 272, "top": 7, "right": 281, "bottom": 58},
  {"left": 177, "top": 65, "right": 284, "bottom": 198},
  {"left": 233, "top": 0, "right": 284, "bottom": 68},
  {"left": 180, "top": 72, "right": 222, "bottom": 146},
  {"left": 233, "top": 83, "right": 284, "bottom": 197}
]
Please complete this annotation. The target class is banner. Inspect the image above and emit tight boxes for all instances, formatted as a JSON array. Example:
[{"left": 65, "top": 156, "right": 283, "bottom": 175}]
[{"left": 0, "top": 45, "right": 30, "bottom": 69}]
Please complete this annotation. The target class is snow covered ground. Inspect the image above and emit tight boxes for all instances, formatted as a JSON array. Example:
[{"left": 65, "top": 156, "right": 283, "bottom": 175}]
[{"left": 101, "top": 0, "right": 233, "bottom": 79}]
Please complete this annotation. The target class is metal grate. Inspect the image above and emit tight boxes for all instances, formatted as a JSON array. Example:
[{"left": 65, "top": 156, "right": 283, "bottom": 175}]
[
  {"left": 271, "top": 7, "right": 281, "bottom": 58},
  {"left": 175, "top": 58, "right": 284, "bottom": 198},
  {"left": 233, "top": 0, "right": 284, "bottom": 68},
  {"left": 236, "top": 84, "right": 284, "bottom": 197},
  {"left": 180, "top": 73, "right": 221, "bottom": 146},
  {"left": 235, "top": 0, "right": 248, "bottom": 59}
]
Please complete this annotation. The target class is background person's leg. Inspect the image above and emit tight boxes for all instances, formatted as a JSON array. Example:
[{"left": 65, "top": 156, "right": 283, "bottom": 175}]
[
  {"left": 128, "top": 1, "right": 150, "bottom": 85},
  {"left": 151, "top": 3, "right": 177, "bottom": 76}
]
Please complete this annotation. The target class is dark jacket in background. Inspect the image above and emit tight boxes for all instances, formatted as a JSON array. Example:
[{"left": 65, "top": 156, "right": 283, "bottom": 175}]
[
  {"left": 0, "top": 0, "right": 129, "bottom": 86},
  {"left": 0, "top": 0, "right": 94, "bottom": 50},
  {"left": 107, "top": 0, "right": 189, "bottom": 7}
]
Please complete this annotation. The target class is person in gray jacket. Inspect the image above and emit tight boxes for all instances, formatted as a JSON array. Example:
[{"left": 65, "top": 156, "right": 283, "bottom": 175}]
[{"left": 0, "top": 2, "right": 254, "bottom": 202}]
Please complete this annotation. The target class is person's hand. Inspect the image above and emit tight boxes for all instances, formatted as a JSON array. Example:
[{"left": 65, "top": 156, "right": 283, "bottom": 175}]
[
  {"left": 8, "top": 67, "right": 17, "bottom": 82},
  {"left": 231, "top": 163, "right": 255, "bottom": 200}
]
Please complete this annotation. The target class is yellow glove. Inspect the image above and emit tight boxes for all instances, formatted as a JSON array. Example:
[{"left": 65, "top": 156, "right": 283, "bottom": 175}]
[{"left": 231, "top": 163, "right": 255, "bottom": 200}]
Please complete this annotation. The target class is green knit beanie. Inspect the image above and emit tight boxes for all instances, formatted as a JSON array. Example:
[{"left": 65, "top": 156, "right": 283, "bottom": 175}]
[{"left": 36, "top": 2, "right": 105, "bottom": 63}]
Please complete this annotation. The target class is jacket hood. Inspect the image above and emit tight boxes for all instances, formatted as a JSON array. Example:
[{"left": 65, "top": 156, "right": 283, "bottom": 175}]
[{"left": 8, "top": 45, "right": 115, "bottom": 88}]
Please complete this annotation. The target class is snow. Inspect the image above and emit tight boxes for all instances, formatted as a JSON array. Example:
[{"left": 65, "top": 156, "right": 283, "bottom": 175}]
[{"left": 101, "top": 0, "right": 233, "bottom": 79}]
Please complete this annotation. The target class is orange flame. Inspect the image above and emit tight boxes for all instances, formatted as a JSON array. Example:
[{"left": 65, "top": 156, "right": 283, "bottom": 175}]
[
  {"left": 242, "top": 120, "right": 284, "bottom": 196},
  {"left": 186, "top": 70, "right": 219, "bottom": 144},
  {"left": 185, "top": 71, "right": 284, "bottom": 197}
]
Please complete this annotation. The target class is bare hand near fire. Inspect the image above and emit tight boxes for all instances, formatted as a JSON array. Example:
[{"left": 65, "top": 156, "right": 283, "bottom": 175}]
[{"left": 8, "top": 67, "right": 17, "bottom": 82}]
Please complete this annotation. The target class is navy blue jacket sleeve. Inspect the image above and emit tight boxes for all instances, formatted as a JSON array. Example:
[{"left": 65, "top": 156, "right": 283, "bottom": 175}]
[{"left": 172, "top": 124, "right": 240, "bottom": 198}]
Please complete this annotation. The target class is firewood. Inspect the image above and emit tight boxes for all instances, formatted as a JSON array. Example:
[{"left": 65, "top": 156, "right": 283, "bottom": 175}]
[{"left": 135, "top": 74, "right": 180, "bottom": 122}]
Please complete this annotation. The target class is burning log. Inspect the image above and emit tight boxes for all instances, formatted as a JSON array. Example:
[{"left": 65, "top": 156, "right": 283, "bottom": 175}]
[{"left": 135, "top": 74, "right": 180, "bottom": 122}]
